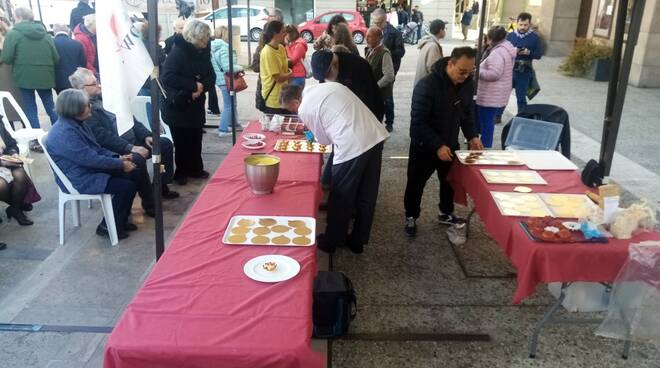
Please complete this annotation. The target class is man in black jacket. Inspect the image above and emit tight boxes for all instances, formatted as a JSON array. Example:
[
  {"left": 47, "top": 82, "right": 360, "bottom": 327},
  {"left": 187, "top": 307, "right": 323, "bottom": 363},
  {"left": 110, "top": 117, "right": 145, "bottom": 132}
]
[
  {"left": 69, "top": 0, "right": 94, "bottom": 31},
  {"left": 53, "top": 24, "right": 86, "bottom": 94},
  {"left": 69, "top": 68, "right": 179, "bottom": 218},
  {"left": 404, "top": 47, "right": 483, "bottom": 237},
  {"left": 369, "top": 8, "right": 405, "bottom": 132}
]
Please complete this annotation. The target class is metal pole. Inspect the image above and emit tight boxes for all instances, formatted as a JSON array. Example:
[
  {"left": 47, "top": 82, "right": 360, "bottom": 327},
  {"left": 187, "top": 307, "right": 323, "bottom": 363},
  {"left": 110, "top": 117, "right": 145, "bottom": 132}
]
[
  {"left": 227, "top": 0, "right": 237, "bottom": 145},
  {"left": 599, "top": 0, "right": 646, "bottom": 176},
  {"left": 212, "top": 0, "right": 216, "bottom": 31},
  {"left": 474, "top": 0, "right": 487, "bottom": 92},
  {"left": 147, "top": 0, "right": 165, "bottom": 260},
  {"left": 247, "top": 0, "right": 252, "bottom": 66},
  {"left": 35, "top": 0, "right": 43, "bottom": 22},
  {"left": 599, "top": 0, "right": 628, "bottom": 170}
]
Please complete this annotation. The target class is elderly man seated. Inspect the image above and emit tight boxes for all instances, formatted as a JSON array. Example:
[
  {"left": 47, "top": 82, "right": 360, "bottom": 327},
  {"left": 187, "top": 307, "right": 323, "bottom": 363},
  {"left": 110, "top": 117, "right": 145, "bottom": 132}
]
[
  {"left": 69, "top": 67, "right": 178, "bottom": 217},
  {"left": 45, "top": 89, "right": 137, "bottom": 240}
]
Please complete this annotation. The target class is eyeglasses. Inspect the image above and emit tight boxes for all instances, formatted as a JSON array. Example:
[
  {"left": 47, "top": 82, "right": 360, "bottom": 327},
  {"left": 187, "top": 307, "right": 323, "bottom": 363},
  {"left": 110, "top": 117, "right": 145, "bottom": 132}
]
[{"left": 84, "top": 81, "right": 99, "bottom": 87}]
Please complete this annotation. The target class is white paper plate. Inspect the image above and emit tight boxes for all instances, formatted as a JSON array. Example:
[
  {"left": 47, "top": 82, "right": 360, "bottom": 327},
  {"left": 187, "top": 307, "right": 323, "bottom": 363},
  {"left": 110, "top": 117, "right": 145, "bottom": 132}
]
[
  {"left": 243, "top": 133, "right": 266, "bottom": 141},
  {"left": 243, "top": 255, "right": 300, "bottom": 283},
  {"left": 241, "top": 140, "right": 266, "bottom": 150}
]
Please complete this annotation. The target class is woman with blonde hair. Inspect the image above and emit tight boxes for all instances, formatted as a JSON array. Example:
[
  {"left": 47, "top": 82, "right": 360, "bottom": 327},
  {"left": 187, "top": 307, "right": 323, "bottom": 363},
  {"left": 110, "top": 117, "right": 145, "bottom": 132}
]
[
  {"left": 211, "top": 25, "right": 243, "bottom": 136},
  {"left": 332, "top": 24, "right": 359, "bottom": 56},
  {"left": 160, "top": 19, "right": 215, "bottom": 184}
]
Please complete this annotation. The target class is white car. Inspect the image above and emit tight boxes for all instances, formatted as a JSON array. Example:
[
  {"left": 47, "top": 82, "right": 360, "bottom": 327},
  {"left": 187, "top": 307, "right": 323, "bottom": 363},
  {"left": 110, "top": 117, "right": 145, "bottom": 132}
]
[{"left": 198, "top": 5, "right": 269, "bottom": 42}]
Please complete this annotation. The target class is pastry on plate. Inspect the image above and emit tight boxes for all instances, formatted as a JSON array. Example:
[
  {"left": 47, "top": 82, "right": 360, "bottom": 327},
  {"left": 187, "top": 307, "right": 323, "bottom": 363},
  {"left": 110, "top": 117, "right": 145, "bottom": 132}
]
[
  {"left": 262, "top": 261, "right": 277, "bottom": 271},
  {"left": 237, "top": 219, "right": 255, "bottom": 227},
  {"left": 271, "top": 225, "right": 290, "bottom": 233},
  {"left": 227, "top": 234, "right": 247, "bottom": 243},
  {"left": 272, "top": 235, "right": 291, "bottom": 245},
  {"left": 292, "top": 236, "right": 311, "bottom": 245},
  {"left": 294, "top": 227, "right": 312, "bottom": 236},
  {"left": 259, "top": 218, "right": 277, "bottom": 226},
  {"left": 251, "top": 235, "right": 270, "bottom": 244},
  {"left": 253, "top": 227, "right": 271, "bottom": 235}
]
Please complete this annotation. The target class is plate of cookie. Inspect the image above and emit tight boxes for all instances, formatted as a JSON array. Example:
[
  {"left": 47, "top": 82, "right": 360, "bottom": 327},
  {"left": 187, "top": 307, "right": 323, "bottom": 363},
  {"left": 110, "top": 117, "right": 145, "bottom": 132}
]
[
  {"left": 456, "top": 150, "right": 524, "bottom": 166},
  {"left": 274, "top": 139, "right": 331, "bottom": 154},
  {"left": 243, "top": 254, "right": 301, "bottom": 283},
  {"left": 222, "top": 215, "right": 316, "bottom": 247}
]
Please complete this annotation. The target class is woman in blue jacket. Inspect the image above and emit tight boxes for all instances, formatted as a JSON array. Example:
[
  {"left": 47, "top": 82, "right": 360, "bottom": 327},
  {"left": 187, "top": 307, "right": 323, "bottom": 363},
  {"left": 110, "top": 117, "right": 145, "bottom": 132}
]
[
  {"left": 210, "top": 25, "right": 243, "bottom": 136},
  {"left": 44, "top": 89, "right": 138, "bottom": 240}
]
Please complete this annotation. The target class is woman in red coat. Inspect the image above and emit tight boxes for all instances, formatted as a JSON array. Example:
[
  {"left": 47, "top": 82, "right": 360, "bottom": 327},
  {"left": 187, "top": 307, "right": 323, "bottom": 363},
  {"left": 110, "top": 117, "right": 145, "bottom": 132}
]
[{"left": 73, "top": 14, "right": 98, "bottom": 76}]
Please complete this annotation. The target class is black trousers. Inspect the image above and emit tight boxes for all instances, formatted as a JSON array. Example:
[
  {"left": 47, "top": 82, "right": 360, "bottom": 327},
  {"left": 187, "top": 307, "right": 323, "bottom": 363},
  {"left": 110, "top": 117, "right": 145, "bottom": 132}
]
[
  {"left": 170, "top": 126, "right": 204, "bottom": 178},
  {"left": 135, "top": 137, "right": 175, "bottom": 184},
  {"left": 325, "top": 143, "right": 384, "bottom": 250},
  {"left": 129, "top": 152, "right": 154, "bottom": 210},
  {"left": 207, "top": 86, "right": 220, "bottom": 114},
  {"left": 103, "top": 176, "right": 137, "bottom": 227},
  {"left": 404, "top": 146, "right": 455, "bottom": 218}
]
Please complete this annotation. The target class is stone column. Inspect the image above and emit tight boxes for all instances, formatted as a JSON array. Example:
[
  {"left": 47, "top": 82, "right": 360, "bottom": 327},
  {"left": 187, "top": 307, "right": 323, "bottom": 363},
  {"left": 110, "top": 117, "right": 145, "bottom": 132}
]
[
  {"left": 629, "top": 0, "right": 660, "bottom": 87},
  {"left": 538, "top": 0, "right": 581, "bottom": 56}
]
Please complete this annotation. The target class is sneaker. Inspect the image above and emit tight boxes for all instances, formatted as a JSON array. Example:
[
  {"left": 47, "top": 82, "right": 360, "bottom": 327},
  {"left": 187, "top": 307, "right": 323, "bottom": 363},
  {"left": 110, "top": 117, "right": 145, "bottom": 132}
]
[
  {"left": 404, "top": 216, "right": 417, "bottom": 237},
  {"left": 218, "top": 130, "right": 232, "bottom": 137},
  {"left": 385, "top": 123, "right": 393, "bottom": 133},
  {"left": 207, "top": 109, "right": 220, "bottom": 116},
  {"left": 438, "top": 213, "right": 466, "bottom": 226}
]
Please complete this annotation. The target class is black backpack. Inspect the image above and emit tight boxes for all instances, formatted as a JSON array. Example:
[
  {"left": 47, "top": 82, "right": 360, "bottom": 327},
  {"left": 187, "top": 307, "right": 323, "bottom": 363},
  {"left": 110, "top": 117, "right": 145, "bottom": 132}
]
[{"left": 312, "top": 271, "right": 357, "bottom": 339}]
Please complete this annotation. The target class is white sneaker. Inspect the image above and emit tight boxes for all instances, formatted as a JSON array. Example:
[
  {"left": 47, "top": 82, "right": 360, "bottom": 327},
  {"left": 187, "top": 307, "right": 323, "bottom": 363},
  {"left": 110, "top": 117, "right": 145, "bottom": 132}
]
[{"left": 218, "top": 131, "right": 232, "bottom": 137}]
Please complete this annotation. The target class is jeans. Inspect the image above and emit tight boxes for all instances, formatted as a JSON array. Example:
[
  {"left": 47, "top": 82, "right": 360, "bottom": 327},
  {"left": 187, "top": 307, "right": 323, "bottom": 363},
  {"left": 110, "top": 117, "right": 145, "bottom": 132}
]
[
  {"left": 218, "top": 85, "right": 235, "bottom": 132},
  {"left": 290, "top": 77, "right": 306, "bottom": 87},
  {"left": 383, "top": 96, "right": 394, "bottom": 125},
  {"left": 476, "top": 105, "right": 505, "bottom": 148},
  {"left": 19, "top": 88, "right": 58, "bottom": 128},
  {"left": 513, "top": 69, "right": 533, "bottom": 113},
  {"left": 416, "top": 22, "right": 422, "bottom": 42}
]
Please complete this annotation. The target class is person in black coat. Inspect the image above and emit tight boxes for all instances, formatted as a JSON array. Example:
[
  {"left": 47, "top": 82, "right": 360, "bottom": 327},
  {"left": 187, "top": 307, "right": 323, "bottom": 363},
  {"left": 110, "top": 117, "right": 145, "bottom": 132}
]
[
  {"left": 160, "top": 20, "right": 215, "bottom": 185},
  {"left": 0, "top": 116, "right": 32, "bottom": 226},
  {"left": 52, "top": 24, "right": 86, "bottom": 94},
  {"left": 403, "top": 47, "right": 484, "bottom": 237},
  {"left": 69, "top": 0, "right": 94, "bottom": 32},
  {"left": 68, "top": 67, "right": 180, "bottom": 216}
]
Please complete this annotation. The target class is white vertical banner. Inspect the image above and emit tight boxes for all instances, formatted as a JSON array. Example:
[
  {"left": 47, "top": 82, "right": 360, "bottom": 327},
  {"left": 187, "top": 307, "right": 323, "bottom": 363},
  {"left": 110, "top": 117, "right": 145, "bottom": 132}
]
[{"left": 97, "top": 0, "right": 155, "bottom": 135}]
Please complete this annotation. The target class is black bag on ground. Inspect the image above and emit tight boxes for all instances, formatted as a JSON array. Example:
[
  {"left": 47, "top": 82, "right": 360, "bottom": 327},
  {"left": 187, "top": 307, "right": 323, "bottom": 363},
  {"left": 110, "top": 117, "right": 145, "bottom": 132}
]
[{"left": 312, "top": 271, "right": 357, "bottom": 339}]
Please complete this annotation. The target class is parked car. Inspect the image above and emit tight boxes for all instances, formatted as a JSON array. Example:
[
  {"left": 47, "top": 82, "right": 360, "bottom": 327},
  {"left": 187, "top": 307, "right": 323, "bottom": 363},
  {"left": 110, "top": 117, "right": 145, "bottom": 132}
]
[
  {"left": 297, "top": 10, "right": 367, "bottom": 44},
  {"left": 198, "top": 5, "right": 269, "bottom": 41}
]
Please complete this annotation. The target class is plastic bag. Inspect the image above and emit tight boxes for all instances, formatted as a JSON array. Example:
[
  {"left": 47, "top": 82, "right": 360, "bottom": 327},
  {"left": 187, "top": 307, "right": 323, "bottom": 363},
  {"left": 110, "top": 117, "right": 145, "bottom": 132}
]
[{"left": 595, "top": 241, "right": 660, "bottom": 343}]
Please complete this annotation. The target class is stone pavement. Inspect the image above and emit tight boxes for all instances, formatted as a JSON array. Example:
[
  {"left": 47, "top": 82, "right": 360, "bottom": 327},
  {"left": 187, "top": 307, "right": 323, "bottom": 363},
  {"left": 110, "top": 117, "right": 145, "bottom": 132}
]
[{"left": 0, "top": 39, "right": 659, "bottom": 367}]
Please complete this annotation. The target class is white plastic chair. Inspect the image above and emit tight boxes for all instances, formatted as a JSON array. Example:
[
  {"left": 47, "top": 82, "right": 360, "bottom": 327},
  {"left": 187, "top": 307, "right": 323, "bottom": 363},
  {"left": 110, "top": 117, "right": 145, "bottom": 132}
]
[
  {"left": 39, "top": 134, "right": 119, "bottom": 246},
  {"left": 0, "top": 91, "right": 47, "bottom": 176},
  {"left": 131, "top": 96, "right": 173, "bottom": 143}
]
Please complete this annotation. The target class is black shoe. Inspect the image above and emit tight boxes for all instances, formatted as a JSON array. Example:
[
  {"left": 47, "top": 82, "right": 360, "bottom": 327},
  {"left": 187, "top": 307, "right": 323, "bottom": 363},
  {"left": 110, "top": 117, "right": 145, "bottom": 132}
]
[
  {"left": 438, "top": 213, "right": 466, "bottom": 226},
  {"left": 385, "top": 123, "right": 393, "bottom": 133},
  {"left": 6, "top": 206, "right": 33, "bottom": 226},
  {"left": 318, "top": 201, "right": 328, "bottom": 211},
  {"left": 124, "top": 222, "right": 138, "bottom": 231},
  {"left": 404, "top": 216, "right": 417, "bottom": 237},
  {"left": 21, "top": 203, "right": 33, "bottom": 212},
  {"left": 96, "top": 223, "right": 129, "bottom": 240},
  {"left": 29, "top": 140, "right": 44, "bottom": 153},
  {"left": 162, "top": 185, "right": 180, "bottom": 199},
  {"left": 189, "top": 170, "right": 210, "bottom": 179},
  {"left": 174, "top": 176, "right": 188, "bottom": 186},
  {"left": 347, "top": 239, "right": 364, "bottom": 254},
  {"left": 143, "top": 207, "right": 156, "bottom": 218},
  {"left": 0, "top": 242, "right": 6, "bottom": 251},
  {"left": 316, "top": 233, "right": 335, "bottom": 254}
]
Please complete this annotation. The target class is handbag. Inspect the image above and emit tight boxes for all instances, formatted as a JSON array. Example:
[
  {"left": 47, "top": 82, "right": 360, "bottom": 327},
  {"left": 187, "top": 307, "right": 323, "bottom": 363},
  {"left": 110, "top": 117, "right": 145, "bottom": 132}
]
[
  {"left": 224, "top": 71, "right": 248, "bottom": 92},
  {"left": 23, "top": 175, "right": 41, "bottom": 204},
  {"left": 255, "top": 76, "right": 276, "bottom": 112}
]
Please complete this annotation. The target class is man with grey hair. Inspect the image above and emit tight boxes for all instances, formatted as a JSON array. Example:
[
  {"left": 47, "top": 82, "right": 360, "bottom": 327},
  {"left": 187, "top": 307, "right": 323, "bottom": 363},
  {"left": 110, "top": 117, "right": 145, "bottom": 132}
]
[
  {"left": 70, "top": 68, "right": 179, "bottom": 216},
  {"left": 369, "top": 8, "right": 404, "bottom": 132},
  {"left": 73, "top": 13, "right": 98, "bottom": 75},
  {"left": 53, "top": 24, "right": 87, "bottom": 93},
  {"left": 0, "top": 7, "right": 59, "bottom": 143}
]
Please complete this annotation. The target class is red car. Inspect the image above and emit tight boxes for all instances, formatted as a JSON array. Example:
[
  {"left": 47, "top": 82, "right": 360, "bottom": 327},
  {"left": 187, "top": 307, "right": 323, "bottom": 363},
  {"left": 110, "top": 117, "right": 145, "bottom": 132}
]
[{"left": 297, "top": 10, "right": 367, "bottom": 45}]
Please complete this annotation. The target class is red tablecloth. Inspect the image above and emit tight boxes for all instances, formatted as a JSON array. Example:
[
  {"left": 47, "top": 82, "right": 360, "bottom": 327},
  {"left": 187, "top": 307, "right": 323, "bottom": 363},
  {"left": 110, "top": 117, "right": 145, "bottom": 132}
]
[
  {"left": 449, "top": 162, "right": 660, "bottom": 304},
  {"left": 104, "top": 122, "right": 325, "bottom": 368}
]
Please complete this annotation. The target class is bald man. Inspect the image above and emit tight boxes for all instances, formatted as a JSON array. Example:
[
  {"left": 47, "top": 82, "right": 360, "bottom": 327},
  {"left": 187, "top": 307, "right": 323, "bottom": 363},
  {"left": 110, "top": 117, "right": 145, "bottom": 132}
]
[{"left": 365, "top": 27, "right": 395, "bottom": 132}]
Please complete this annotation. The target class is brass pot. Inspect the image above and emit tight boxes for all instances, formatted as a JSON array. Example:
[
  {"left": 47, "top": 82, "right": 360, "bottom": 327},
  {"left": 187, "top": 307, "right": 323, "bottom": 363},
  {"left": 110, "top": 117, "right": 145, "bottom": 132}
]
[{"left": 244, "top": 154, "right": 280, "bottom": 195}]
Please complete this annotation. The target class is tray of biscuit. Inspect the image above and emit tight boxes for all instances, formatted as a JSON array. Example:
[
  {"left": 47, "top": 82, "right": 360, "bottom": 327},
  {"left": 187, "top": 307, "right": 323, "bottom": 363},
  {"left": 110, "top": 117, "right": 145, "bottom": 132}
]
[
  {"left": 274, "top": 139, "right": 331, "bottom": 154},
  {"left": 480, "top": 169, "right": 547, "bottom": 185},
  {"left": 539, "top": 193, "right": 597, "bottom": 219},
  {"left": 491, "top": 192, "right": 553, "bottom": 217},
  {"left": 456, "top": 150, "right": 524, "bottom": 166},
  {"left": 222, "top": 215, "right": 316, "bottom": 247}
]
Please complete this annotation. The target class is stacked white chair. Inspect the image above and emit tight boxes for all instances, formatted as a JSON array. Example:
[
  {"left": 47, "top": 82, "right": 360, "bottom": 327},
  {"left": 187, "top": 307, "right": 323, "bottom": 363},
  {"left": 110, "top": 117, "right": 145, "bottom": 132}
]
[
  {"left": 39, "top": 134, "right": 120, "bottom": 246},
  {"left": 0, "top": 91, "right": 47, "bottom": 176}
]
